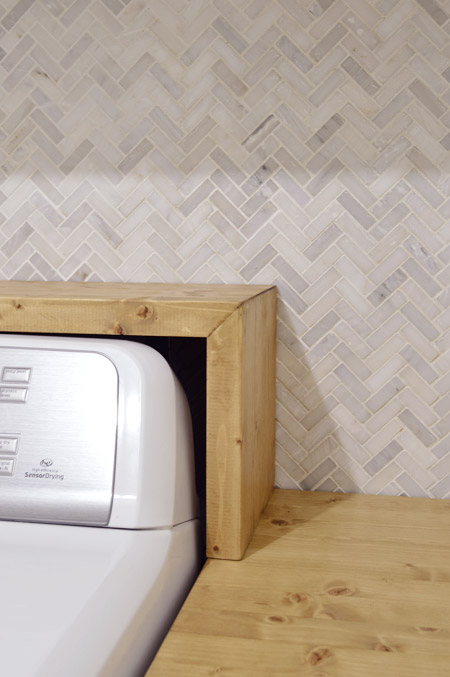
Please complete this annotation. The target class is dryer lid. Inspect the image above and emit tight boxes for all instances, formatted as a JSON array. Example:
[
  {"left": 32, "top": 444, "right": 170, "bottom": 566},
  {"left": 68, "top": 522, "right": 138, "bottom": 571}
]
[{"left": 0, "top": 345, "right": 118, "bottom": 526}]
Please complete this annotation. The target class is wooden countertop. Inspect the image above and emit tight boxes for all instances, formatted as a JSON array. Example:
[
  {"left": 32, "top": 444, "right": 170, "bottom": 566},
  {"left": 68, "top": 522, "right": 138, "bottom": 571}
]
[{"left": 148, "top": 489, "right": 450, "bottom": 676}]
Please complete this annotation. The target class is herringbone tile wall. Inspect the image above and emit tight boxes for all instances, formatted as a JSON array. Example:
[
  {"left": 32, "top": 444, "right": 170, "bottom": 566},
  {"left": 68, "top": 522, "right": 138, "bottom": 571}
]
[{"left": 1, "top": 0, "right": 450, "bottom": 497}]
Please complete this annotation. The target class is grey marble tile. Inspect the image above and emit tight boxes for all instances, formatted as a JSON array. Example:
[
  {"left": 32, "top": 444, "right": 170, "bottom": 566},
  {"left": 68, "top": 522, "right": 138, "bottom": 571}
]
[
  {"left": 2, "top": 35, "right": 33, "bottom": 72},
  {"left": 151, "top": 63, "right": 183, "bottom": 100},
  {"left": 306, "top": 158, "right": 344, "bottom": 196},
  {"left": 397, "top": 472, "right": 428, "bottom": 497},
  {"left": 300, "top": 458, "right": 337, "bottom": 490},
  {"left": 368, "top": 269, "right": 407, "bottom": 306},
  {"left": 415, "top": 0, "right": 449, "bottom": 26},
  {"left": 402, "top": 257, "right": 441, "bottom": 297},
  {"left": 0, "top": 0, "right": 450, "bottom": 499},
  {"left": 310, "top": 23, "right": 347, "bottom": 62},
  {"left": 212, "top": 59, "right": 248, "bottom": 96},
  {"left": 179, "top": 180, "right": 214, "bottom": 216},
  {"left": 334, "top": 363, "right": 370, "bottom": 401},
  {"left": 399, "top": 409, "right": 437, "bottom": 446},
  {"left": 307, "top": 113, "right": 344, "bottom": 151},
  {"left": 337, "top": 191, "right": 375, "bottom": 229},
  {"left": 304, "top": 223, "right": 341, "bottom": 261},
  {"left": 240, "top": 243, "right": 277, "bottom": 281},
  {"left": 278, "top": 36, "right": 313, "bottom": 73},
  {"left": 341, "top": 56, "right": 380, "bottom": 95},
  {"left": 404, "top": 236, "right": 442, "bottom": 275},
  {"left": 2, "top": 0, "right": 36, "bottom": 29},
  {"left": 364, "top": 441, "right": 402, "bottom": 475},
  {"left": 409, "top": 78, "right": 447, "bottom": 118}
]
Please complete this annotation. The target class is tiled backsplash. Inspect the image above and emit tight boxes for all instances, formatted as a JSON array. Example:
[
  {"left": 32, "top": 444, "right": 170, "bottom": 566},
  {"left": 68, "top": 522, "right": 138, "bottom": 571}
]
[{"left": 1, "top": 0, "right": 450, "bottom": 497}]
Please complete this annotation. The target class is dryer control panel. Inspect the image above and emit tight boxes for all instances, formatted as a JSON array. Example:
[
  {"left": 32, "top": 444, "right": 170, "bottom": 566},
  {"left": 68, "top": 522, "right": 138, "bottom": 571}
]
[
  {"left": 0, "top": 345, "right": 118, "bottom": 525},
  {"left": 0, "top": 334, "right": 198, "bottom": 530}
]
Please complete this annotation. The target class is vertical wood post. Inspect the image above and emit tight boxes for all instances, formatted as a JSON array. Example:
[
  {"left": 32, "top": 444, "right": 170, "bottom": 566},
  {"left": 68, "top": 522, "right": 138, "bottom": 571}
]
[{"left": 207, "top": 290, "right": 276, "bottom": 559}]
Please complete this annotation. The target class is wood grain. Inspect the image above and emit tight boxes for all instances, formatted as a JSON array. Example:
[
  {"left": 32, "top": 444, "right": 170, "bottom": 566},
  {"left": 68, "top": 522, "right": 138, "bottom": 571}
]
[
  {"left": 0, "top": 280, "right": 270, "bottom": 301},
  {"left": 148, "top": 489, "right": 450, "bottom": 676},
  {"left": 206, "top": 308, "right": 243, "bottom": 559},
  {"left": 0, "top": 281, "right": 271, "bottom": 337},
  {"left": 206, "top": 288, "right": 276, "bottom": 559},
  {"left": 241, "top": 289, "right": 276, "bottom": 551},
  {"left": 0, "top": 281, "right": 277, "bottom": 560}
]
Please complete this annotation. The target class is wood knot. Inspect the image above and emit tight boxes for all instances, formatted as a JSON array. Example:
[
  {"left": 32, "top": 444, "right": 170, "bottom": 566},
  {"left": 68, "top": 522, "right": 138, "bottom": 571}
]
[
  {"left": 375, "top": 642, "right": 401, "bottom": 652},
  {"left": 270, "top": 519, "right": 289, "bottom": 526},
  {"left": 268, "top": 615, "right": 287, "bottom": 623},
  {"left": 419, "top": 627, "right": 438, "bottom": 632},
  {"left": 136, "top": 304, "right": 153, "bottom": 319},
  {"left": 404, "top": 564, "right": 430, "bottom": 580},
  {"left": 375, "top": 644, "right": 393, "bottom": 652},
  {"left": 288, "top": 593, "right": 305, "bottom": 604},
  {"left": 113, "top": 323, "right": 125, "bottom": 335},
  {"left": 13, "top": 302, "right": 23, "bottom": 310},
  {"left": 307, "top": 648, "right": 333, "bottom": 665},
  {"left": 327, "top": 586, "right": 353, "bottom": 596},
  {"left": 212, "top": 545, "right": 220, "bottom": 553}
]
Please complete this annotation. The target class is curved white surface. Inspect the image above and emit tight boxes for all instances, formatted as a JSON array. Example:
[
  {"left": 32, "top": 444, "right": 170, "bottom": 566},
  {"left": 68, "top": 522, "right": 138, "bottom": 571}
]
[
  {"left": 0, "top": 346, "right": 118, "bottom": 525},
  {"left": 0, "top": 519, "right": 201, "bottom": 677},
  {"left": 0, "top": 335, "right": 198, "bottom": 528},
  {"left": 0, "top": 334, "right": 201, "bottom": 676}
]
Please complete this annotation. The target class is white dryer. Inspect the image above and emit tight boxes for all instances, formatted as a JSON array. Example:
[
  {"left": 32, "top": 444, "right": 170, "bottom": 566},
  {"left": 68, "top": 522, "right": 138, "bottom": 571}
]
[{"left": 0, "top": 334, "right": 201, "bottom": 677}]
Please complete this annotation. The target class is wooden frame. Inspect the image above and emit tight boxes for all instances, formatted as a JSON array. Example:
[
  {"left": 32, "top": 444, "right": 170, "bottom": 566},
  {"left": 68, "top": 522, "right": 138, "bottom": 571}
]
[{"left": 0, "top": 282, "right": 276, "bottom": 560}]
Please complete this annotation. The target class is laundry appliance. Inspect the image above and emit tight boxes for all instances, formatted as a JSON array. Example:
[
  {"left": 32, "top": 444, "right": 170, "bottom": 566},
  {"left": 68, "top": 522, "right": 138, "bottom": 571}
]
[{"left": 0, "top": 334, "right": 200, "bottom": 676}]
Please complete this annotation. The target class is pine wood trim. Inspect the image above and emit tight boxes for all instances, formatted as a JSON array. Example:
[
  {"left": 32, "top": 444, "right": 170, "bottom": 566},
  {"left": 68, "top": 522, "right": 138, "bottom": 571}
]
[{"left": 0, "top": 281, "right": 277, "bottom": 560}]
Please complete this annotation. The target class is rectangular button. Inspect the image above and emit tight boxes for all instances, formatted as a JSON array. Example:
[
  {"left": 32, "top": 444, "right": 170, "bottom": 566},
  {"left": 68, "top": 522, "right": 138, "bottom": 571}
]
[
  {"left": 0, "top": 437, "right": 18, "bottom": 454},
  {"left": 0, "top": 387, "right": 28, "bottom": 402},
  {"left": 0, "top": 458, "right": 15, "bottom": 475},
  {"left": 2, "top": 367, "right": 31, "bottom": 383}
]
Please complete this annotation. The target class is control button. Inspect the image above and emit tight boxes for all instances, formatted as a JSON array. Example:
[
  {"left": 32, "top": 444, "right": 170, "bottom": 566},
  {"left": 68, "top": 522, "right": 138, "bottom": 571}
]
[
  {"left": 2, "top": 367, "right": 31, "bottom": 383},
  {"left": 0, "top": 387, "right": 28, "bottom": 403},
  {"left": 0, "top": 458, "right": 15, "bottom": 475},
  {"left": 0, "top": 437, "right": 18, "bottom": 454}
]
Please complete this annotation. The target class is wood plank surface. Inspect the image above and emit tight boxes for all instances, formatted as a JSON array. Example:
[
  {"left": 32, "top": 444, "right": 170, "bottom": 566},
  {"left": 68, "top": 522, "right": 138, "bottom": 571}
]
[
  {"left": 241, "top": 289, "right": 276, "bottom": 550},
  {"left": 0, "top": 281, "right": 272, "bottom": 337},
  {"left": 206, "top": 288, "right": 276, "bottom": 559},
  {"left": 207, "top": 308, "right": 244, "bottom": 558},
  {"left": 148, "top": 489, "right": 450, "bottom": 676},
  {"left": 0, "top": 281, "right": 271, "bottom": 302}
]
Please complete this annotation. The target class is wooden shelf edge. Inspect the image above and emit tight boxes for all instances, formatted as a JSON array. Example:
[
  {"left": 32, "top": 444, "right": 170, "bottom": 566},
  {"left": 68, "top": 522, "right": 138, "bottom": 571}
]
[{"left": 0, "top": 282, "right": 276, "bottom": 339}]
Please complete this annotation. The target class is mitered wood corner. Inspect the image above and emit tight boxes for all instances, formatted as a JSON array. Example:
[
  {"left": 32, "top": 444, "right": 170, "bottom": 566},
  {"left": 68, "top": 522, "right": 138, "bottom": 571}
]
[{"left": 0, "top": 281, "right": 277, "bottom": 560}]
